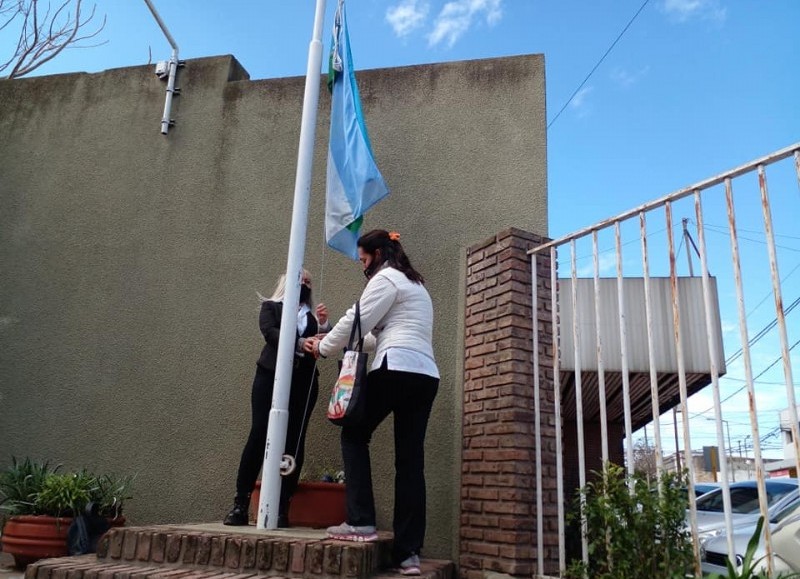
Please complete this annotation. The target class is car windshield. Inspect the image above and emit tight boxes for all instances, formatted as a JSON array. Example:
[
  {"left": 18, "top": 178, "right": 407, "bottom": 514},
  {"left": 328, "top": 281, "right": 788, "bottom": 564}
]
[{"left": 696, "top": 483, "right": 796, "bottom": 514}]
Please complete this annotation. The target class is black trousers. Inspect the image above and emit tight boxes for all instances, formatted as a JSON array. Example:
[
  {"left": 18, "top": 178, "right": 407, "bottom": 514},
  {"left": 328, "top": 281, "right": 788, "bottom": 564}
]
[
  {"left": 341, "top": 362, "right": 438, "bottom": 563},
  {"left": 235, "top": 363, "right": 319, "bottom": 514}
]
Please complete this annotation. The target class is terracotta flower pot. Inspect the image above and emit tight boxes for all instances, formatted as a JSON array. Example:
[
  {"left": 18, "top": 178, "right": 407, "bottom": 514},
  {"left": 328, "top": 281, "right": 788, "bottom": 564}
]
[
  {"left": 1, "top": 514, "right": 125, "bottom": 568},
  {"left": 250, "top": 480, "right": 346, "bottom": 528}
]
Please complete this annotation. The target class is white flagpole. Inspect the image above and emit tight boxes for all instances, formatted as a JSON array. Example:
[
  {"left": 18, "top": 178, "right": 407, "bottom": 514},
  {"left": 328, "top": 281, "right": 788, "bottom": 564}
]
[{"left": 257, "top": 0, "right": 328, "bottom": 530}]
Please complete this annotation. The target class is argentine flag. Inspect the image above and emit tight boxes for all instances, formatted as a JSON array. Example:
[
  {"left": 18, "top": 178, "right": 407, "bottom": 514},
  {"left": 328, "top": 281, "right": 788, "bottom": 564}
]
[{"left": 325, "top": 0, "right": 390, "bottom": 260}]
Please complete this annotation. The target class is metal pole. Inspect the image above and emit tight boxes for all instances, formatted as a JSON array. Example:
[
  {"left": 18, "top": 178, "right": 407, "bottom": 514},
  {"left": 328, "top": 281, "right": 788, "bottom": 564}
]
[
  {"left": 570, "top": 241, "right": 589, "bottom": 567},
  {"left": 666, "top": 201, "right": 701, "bottom": 575},
  {"left": 258, "top": 0, "right": 327, "bottom": 530},
  {"left": 615, "top": 222, "right": 635, "bottom": 478},
  {"left": 640, "top": 212, "right": 664, "bottom": 476},
  {"left": 531, "top": 253, "right": 544, "bottom": 578},
  {"left": 758, "top": 165, "right": 800, "bottom": 488},
  {"left": 142, "top": 0, "right": 180, "bottom": 135},
  {"left": 694, "top": 190, "right": 734, "bottom": 556},
  {"left": 724, "top": 177, "right": 772, "bottom": 571},
  {"left": 725, "top": 420, "right": 735, "bottom": 482},
  {"left": 673, "top": 408, "right": 681, "bottom": 472},
  {"left": 527, "top": 143, "right": 800, "bottom": 258},
  {"left": 550, "top": 246, "right": 566, "bottom": 572},
  {"left": 681, "top": 218, "right": 694, "bottom": 277},
  {"left": 592, "top": 231, "right": 609, "bottom": 465},
  {"left": 795, "top": 151, "right": 800, "bottom": 193}
]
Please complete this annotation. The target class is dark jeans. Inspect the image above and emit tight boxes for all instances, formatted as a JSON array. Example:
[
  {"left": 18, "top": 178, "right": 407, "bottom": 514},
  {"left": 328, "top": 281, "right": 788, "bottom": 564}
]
[
  {"left": 235, "top": 363, "right": 319, "bottom": 514},
  {"left": 341, "top": 361, "right": 439, "bottom": 563}
]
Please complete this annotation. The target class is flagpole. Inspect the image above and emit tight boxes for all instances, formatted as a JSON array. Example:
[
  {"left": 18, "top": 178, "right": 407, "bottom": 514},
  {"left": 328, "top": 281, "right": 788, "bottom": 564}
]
[{"left": 257, "top": 0, "right": 328, "bottom": 530}]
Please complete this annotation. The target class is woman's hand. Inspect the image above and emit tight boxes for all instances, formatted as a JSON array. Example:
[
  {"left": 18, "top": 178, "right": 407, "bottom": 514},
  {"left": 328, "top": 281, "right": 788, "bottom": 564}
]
[
  {"left": 303, "top": 337, "right": 321, "bottom": 358},
  {"left": 316, "top": 303, "right": 329, "bottom": 326}
]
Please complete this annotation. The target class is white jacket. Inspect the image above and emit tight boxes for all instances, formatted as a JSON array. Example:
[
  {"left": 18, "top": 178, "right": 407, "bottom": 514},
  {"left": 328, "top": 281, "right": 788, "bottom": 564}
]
[{"left": 319, "top": 266, "right": 436, "bottom": 372}]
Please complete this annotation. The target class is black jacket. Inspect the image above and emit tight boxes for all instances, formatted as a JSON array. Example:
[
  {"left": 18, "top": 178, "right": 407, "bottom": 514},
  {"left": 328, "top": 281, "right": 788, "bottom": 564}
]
[{"left": 256, "top": 300, "right": 320, "bottom": 372}]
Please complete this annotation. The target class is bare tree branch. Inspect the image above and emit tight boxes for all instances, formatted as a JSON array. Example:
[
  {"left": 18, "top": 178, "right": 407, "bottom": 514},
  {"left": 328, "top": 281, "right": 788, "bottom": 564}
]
[{"left": 1, "top": 0, "right": 106, "bottom": 79}]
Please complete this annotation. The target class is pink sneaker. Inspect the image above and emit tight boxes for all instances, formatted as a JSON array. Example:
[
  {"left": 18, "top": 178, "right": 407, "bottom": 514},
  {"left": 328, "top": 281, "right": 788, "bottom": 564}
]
[
  {"left": 399, "top": 554, "right": 421, "bottom": 576},
  {"left": 326, "top": 522, "right": 379, "bottom": 542}
]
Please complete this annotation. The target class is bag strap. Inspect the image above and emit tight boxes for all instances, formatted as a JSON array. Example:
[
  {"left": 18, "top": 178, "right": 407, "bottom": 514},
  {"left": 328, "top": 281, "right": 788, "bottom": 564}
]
[{"left": 346, "top": 301, "right": 363, "bottom": 351}]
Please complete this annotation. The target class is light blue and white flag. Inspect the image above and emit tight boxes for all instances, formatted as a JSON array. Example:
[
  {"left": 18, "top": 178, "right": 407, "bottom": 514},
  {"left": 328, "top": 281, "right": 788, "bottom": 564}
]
[{"left": 325, "top": 0, "right": 390, "bottom": 260}]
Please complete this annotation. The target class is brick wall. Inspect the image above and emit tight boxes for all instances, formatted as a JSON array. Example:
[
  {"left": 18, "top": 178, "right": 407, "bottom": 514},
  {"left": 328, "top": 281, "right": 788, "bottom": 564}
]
[{"left": 460, "top": 228, "right": 558, "bottom": 579}]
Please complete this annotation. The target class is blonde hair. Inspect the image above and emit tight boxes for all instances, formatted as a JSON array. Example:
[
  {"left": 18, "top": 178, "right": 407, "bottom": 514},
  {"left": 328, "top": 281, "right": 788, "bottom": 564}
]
[{"left": 257, "top": 269, "right": 313, "bottom": 306}]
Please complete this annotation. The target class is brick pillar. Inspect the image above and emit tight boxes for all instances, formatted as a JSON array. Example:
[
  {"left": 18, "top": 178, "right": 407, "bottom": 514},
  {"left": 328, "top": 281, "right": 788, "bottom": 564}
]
[{"left": 460, "top": 228, "right": 558, "bottom": 579}]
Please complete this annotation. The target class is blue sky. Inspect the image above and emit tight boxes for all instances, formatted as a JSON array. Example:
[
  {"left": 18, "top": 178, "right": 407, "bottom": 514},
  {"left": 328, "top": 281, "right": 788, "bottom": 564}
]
[{"left": 2, "top": 0, "right": 798, "bottom": 460}]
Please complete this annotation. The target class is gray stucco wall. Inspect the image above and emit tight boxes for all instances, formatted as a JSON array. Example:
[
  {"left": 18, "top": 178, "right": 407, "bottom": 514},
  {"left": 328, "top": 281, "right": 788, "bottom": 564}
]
[{"left": 0, "top": 53, "right": 547, "bottom": 560}]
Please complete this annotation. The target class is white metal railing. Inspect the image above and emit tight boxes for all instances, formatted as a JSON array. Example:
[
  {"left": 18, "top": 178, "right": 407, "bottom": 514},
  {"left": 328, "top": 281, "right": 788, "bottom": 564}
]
[{"left": 528, "top": 142, "right": 800, "bottom": 577}]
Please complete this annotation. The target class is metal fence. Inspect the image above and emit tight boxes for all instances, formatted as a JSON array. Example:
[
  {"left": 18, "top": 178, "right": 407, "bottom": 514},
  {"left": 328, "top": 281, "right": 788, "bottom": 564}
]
[{"left": 528, "top": 143, "right": 800, "bottom": 577}]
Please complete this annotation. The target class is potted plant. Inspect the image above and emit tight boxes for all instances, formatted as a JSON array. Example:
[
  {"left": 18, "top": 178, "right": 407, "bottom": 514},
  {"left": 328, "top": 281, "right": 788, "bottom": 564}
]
[
  {"left": 0, "top": 458, "right": 133, "bottom": 568},
  {"left": 250, "top": 468, "right": 346, "bottom": 528}
]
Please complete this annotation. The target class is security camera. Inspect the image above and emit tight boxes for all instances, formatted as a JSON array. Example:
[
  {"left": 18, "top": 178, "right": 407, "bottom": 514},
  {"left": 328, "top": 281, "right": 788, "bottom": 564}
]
[{"left": 155, "top": 61, "right": 169, "bottom": 79}]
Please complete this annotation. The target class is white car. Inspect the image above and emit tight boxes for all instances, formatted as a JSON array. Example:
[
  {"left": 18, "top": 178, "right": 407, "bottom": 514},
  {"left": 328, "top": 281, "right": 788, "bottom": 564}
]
[
  {"left": 694, "top": 482, "right": 721, "bottom": 497},
  {"left": 690, "top": 478, "right": 798, "bottom": 543},
  {"left": 701, "top": 496, "right": 800, "bottom": 575}
]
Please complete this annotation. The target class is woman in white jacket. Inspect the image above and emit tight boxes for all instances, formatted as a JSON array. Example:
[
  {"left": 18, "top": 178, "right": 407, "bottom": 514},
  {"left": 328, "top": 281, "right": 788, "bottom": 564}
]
[{"left": 306, "top": 229, "right": 439, "bottom": 575}]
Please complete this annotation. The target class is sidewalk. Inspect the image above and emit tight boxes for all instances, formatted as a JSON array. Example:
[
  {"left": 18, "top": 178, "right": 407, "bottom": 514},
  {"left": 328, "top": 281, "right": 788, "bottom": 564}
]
[{"left": 0, "top": 552, "right": 24, "bottom": 579}]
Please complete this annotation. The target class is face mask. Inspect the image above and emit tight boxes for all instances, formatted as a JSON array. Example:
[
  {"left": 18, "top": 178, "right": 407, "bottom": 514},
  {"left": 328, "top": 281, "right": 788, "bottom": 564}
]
[
  {"left": 363, "top": 251, "right": 380, "bottom": 279},
  {"left": 299, "top": 284, "right": 311, "bottom": 304},
  {"left": 364, "top": 262, "right": 378, "bottom": 280}
]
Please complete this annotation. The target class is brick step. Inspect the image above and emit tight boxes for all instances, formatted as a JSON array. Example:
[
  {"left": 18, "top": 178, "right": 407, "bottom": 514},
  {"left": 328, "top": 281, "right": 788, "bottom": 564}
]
[
  {"left": 91, "top": 524, "right": 395, "bottom": 579},
  {"left": 22, "top": 524, "right": 453, "bottom": 579},
  {"left": 24, "top": 554, "right": 455, "bottom": 579}
]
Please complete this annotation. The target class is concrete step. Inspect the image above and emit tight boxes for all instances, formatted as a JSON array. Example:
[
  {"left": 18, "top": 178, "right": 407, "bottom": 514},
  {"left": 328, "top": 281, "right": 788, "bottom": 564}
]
[{"left": 22, "top": 524, "right": 455, "bottom": 579}]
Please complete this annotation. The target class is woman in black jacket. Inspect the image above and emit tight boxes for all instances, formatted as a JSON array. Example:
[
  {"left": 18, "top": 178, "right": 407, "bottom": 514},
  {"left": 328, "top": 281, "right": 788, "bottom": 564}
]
[{"left": 223, "top": 270, "right": 330, "bottom": 526}]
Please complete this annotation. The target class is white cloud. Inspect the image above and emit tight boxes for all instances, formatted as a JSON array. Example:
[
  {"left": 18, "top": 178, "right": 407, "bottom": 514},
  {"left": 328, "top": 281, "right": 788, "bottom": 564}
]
[
  {"left": 428, "top": 0, "right": 503, "bottom": 49},
  {"left": 662, "top": 0, "right": 727, "bottom": 23},
  {"left": 568, "top": 86, "right": 593, "bottom": 118},
  {"left": 386, "top": 0, "right": 430, "bottom": 38},
  {"left": 610, "top": 65, "right": 650, "bottom": 89},
  {"left": 577, "top": 253, "right": 617, "bottom": 277}
]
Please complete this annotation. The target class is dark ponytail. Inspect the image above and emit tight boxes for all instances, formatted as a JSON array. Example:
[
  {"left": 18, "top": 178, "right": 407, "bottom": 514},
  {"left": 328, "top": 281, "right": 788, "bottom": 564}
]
[{"left": 357, "top": 229, "right": 424, "bottom": 284}]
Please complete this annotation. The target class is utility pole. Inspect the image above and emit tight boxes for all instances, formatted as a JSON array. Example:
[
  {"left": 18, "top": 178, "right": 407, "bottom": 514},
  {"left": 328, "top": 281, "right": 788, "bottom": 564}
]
[
  {"left": 672, "top": 218, "right": 695, "bottom": 475},
  {"left": 725, "top": 420, "right": 735, "bottom": 482},
  {"left": 682, "top": 218, "right": 695, "bottom": 277}
]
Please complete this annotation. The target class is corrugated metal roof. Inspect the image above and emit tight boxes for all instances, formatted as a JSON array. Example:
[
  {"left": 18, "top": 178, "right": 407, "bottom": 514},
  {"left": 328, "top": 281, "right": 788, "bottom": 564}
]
[{"left": 557, "top": 277, "right": 726, "bottom": 375}]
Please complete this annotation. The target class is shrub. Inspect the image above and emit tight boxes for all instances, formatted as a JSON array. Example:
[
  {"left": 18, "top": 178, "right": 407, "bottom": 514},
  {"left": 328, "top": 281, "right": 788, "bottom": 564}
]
[{"left": 564, "top": 462, "right": 694, "bottom": 579}]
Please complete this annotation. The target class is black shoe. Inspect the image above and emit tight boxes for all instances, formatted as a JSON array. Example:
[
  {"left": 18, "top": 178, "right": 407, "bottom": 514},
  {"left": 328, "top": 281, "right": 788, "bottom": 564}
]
[{"left": 223, "top": 504, "right": 249, "bottom": 526}]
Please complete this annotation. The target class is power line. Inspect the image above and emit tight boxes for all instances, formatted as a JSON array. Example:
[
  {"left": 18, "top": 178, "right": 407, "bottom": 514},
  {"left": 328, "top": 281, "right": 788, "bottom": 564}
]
[
  {"left": 742, "top": 261, "right": 800, "bottom": 320},
  {"left": 702, "top": 226, "right": 800, "bottom": 253},
  {"left": 703, "top": 222, "right": 800, "bottom": 242},
  {"left": 547, "top": 0, "right": 651, "bottom": 129},
  {"left": 724, "top": 295, "right": 800, "bottom": 366},
  {"left": 574, "top": 225, "right": 670, "bottom": 262},
  {"left": 699, "top": 338, "right": 800, "bottom": 414}
]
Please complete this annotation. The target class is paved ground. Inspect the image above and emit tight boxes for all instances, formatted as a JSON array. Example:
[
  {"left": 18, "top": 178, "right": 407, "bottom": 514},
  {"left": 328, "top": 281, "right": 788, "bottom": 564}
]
[{"left": 0, "top": 551, "right": 24, "bottom": 579}]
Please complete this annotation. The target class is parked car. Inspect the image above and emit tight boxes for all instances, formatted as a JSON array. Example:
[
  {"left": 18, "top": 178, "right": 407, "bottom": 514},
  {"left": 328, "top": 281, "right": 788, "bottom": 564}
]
[
  {"left": 694, "top": 482, "right": 721, "bottom": 497},
  {"left": 690, "top": 478, "right": 799, "bottom": 542},
  {"left": 701, "top": 496, "right": 800, "bottom": 575}
]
